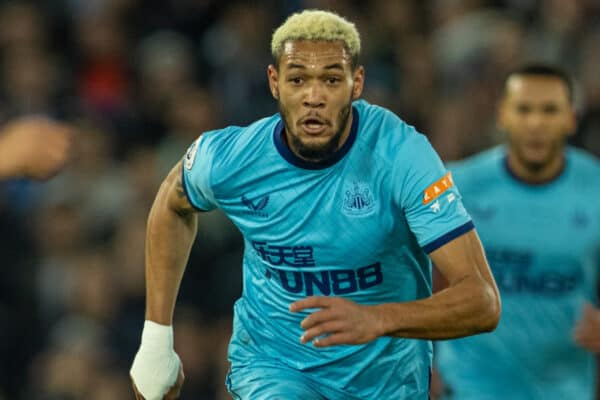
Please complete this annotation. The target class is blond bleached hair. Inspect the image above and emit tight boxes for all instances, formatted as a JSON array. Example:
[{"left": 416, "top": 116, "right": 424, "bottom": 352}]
[{"left": 271, "top": 9, "right": 361, "bottom": 68}]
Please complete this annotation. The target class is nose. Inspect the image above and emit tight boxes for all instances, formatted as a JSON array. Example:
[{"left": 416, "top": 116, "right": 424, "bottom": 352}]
[
  {"left": 525, "top": 110, "right": 545, "bottom": 130},
  {"left": 303, "top": 82, "right": 325, "bottom": 109}
]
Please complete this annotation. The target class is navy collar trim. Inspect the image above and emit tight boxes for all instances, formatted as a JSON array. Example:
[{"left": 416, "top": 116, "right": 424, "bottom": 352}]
[
  {"left": 503, "top": 155, "right": 566, "bottom": 186},
  {"left": 273, "top": 107, "right": 358, "bottom": 170}
]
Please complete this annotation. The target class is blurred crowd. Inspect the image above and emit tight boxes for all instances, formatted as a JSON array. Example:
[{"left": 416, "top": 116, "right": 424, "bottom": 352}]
[{"left": 0, "top": 0, "right": 599, "bottom": 399}]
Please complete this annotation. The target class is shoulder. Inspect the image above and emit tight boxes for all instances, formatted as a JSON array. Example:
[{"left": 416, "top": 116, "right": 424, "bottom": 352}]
[
  {"left": 354, "top": 99, "right": 416, "bottom": 142},
  {"left": 192, "top": 114, "right": 280, "bottom": 174},
  {"left": 448, "top": 146, "right": 505, "bottom": 179},
  {"left": 354, "top": 99, "right": 398, "bottom": 124},
  {"left": 445, "top": 146, "right": 505, "bottom": 195},
  {"left": 353, "top": 99, "right": 433, "bottom": 162},
  {"left": 566, "top": 146, "right": 600, "bottom": 177},
  {"left": 187, "top": 114, "right": 280, "bottom": 194},
  {"left": 185, "top": 114, "right": 279, "bottom": 179},
  {"left": 565, "top": 147, "right": 600, "bottom": 199},
  {"left": 199, "top": 114, "right": 279, "bottom": 153}
]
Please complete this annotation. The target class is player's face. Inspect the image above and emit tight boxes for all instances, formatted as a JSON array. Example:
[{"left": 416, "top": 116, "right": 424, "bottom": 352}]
[
  {"left": 268, "top": 40, "right": 364, "bottom": 162},
  {"left": 499, "top": 75, "right": 576, "bottom": 171}
]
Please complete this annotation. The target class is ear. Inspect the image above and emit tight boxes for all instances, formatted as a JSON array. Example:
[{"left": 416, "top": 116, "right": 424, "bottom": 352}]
[
  {"left": 351, "top": 66, "right": 365, "bottom": 100},
  {"left": 496, "top": 98, "right": 508, "bottom": 132},
  {"left": 565, "top": 108, "right": 577, "bottom": 137},
  {"left": 267, "top": 65, "right": 279, "bottom": 100}
]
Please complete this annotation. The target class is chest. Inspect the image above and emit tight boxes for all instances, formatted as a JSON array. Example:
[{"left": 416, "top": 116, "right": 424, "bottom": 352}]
[
  {"left": 467, "top": 191, "right": 599, "bottom": 256},
  {"left": 463, "top": 187, "right": 600, "bottom": 295},
  {"left": 217, "top": 163, "right": 404, "bottom": 266}
]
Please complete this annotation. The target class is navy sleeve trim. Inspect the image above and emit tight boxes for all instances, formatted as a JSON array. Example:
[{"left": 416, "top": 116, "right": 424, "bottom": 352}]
[
  {"left": 422, "top": 221, "right": 475, "bottom": 254},
  {"left": 181, "top": 164, "right": 210, "bottom": 212}
]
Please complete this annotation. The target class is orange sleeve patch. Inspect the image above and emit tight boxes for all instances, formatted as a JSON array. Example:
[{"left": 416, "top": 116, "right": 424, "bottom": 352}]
[{"left": 422, "top": 172, "right": 454, "bottom": 204}]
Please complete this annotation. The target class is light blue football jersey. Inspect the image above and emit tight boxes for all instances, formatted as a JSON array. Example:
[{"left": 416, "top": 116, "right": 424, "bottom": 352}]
[
  {"left": 436, "top": 146, "right": 600, "bottom": 400},
  {"left": 182, "top": 99, "right": 472, "bottom": 399}
]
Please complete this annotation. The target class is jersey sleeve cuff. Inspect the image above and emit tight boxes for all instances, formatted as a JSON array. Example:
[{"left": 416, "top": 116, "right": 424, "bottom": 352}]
[
  {"left": 181, "top": 165, "right": 210, "bottom": 212},
  {"left": 422, "top": 220, "right": 475, "bottom": 254}
]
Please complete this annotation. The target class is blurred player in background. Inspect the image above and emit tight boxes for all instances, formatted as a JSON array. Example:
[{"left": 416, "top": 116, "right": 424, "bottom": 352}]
[
  {"left": 0, "top": 116, "right": 71, "bottom": 180},
  {"left": 130, "top": 10, "right": 501, "bottom": 400},
  {"left": 435, "top": 64, "right": 600, "bottom": 399}
]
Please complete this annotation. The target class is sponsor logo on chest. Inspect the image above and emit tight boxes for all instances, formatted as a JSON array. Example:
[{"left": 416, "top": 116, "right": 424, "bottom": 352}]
[{"left": 241, "top": 194, "right": 270, "bottom": 218}]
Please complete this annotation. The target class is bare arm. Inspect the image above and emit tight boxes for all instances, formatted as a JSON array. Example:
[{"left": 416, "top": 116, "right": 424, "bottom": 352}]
[
  {"left": 145, "top": 161, "right": 198, "bottom": 325},
  {"left": 130, "top": 162, "right": 192, "bottom": 400},
  {"left": 375, "top": 229, "right": 501, "bottom": 339},
  {"left": 292, "top": 229, "right": 501, "bottom": 346}
]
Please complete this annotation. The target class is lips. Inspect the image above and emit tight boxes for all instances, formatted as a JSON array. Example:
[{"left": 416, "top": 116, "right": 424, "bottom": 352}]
[
  {"left": 300, "top": 116, "right": 328, "bottom": 135},
  {"left": 524, "top": 139, "right": 546, "bottom": 150}
]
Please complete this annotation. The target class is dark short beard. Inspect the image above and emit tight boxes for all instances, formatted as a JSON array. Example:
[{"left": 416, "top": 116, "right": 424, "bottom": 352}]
[
  {"left": 279, "top": 100, "right": 352, "bottom": 162},
  {"left": 510, "top": 138, "right": 563, "bottom": 174}
]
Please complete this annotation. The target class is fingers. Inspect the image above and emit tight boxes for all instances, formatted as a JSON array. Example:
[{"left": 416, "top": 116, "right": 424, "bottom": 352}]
[
  {"left": 17, "top": 118, "right": 73, "bottom": 180},
  {"left": 301, "top": 320, "right": 345, "bottom": 344},
  {"left": 164, "top": 366, "right": 185, "bottom": 400},
  {"left": 289, "top": 296, "right": 334, "bottom": 312},
  {"left": 573, "top": 308, "right": 600, "bottom": 352},
  {"left": 294, "top": 298, "right": 341, "bottom": 342},
  {"left": 575, "top": 303, "right": 599, "bottom": 332},
  {"left": 575, "top": 325, "right": 598, "bottom": 342},
  {"left": 312, "top": 332, "right": 354, "bottom": 347},
  {"left": 300, "top": 307, "right": 335, "bottom": 329},
  {"left": 164, "top": 389, "right": 181, "bottom": 399},
  {"left": 575, "top": 336, "right": 600, "bottom": 353},
  {"left": 582, "top": 302, "right": 592, "bottom": 315},
  {"left": 291, "top": 297, "right": 356, "bottom": 346},
  {"left": 131, "top": 366, "right": 184, "bottom": 400},
  {"left": 131, "top": 380, "right": 145, "bottom": 400},
  {"left": 290, "top": 297, "right": 372, "bottom": 347},
  {"left": 41, "top": 122, "right": 73, "bottom": 166}
]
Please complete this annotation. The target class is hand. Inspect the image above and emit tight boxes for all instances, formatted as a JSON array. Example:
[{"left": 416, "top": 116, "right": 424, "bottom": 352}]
[
  {"left": 289, "top": 296, "right": 383, "bottom": 347},
  {"left": 0, "top": 117, "right": 72, "bottom": 180},
  {"left": 429, "top": 367, "right": 450, "bottom": 400},
  {"left": 132, "top": 365, "right": 185, "bottom": 400},
  {"left": 574, "top": 302, "right": 600, "bottom": 353},
  {"left": 130, "top": 321, "right": 183, "bottom": 400}
]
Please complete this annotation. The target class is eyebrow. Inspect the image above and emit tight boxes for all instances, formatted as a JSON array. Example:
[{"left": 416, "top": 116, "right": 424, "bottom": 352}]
[
  {"left": 284, "top": 62, "right": 345, "bottom": 71},
  {"left": 286, "top": 63, "right": 306, "bottom": 70},
  {"left": 324, "top": 63, "right": 344, "bottom": 71}
]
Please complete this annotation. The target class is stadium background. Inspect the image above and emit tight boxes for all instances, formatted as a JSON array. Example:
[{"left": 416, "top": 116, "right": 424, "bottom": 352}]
[{"left": 0, "top": 0, "right": 598, "bottom": 398}]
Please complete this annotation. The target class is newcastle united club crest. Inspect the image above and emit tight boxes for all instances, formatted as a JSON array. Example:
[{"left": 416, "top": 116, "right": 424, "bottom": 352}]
[{"left": 343, "top": 182, "right": 375, "bottom": 216}]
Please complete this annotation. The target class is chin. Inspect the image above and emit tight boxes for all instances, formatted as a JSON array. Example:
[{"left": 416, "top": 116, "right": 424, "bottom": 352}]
[
  {"left": 300, "top": 135, "right": 332, "bottom": 146},
  {"left": 295, "top": 139, "right": 339, "bottom": 161},
  {"left": 296, "top": 132, "right": 334, "bottom": 148},
  {"left": 521, "top": 148, "right": 551, "bottom": 163},
  {"left": 523, "top": 155, "right": 555, "bottom": 171},
  {"left": 523, "top": 161, "right": 547, "bottom": 171}
]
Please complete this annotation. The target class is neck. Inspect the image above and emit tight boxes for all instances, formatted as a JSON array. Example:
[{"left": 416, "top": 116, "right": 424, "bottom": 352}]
[
  {"left": 506, "top": 149, "right": 566, "bottom": 185},
  {"left": 332, "top": 112, "right": 353, "bottom": 152}
]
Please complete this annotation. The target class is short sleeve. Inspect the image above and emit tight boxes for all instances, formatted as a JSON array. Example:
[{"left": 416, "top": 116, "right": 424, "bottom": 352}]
[
  {"left": 181, "top": 135, "right": 218, "bottom": 211},
  {"left": 397, "top": 133, "right": 473, "bottom": 253}
]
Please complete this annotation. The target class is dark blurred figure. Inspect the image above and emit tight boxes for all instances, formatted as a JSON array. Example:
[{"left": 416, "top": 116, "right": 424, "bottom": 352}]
[{"left": 0, "top": 116, "right": 72, "bottom": 398}]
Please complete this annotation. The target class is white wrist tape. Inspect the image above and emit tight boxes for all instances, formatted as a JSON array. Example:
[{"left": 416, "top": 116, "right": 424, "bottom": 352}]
[{"left": 130, "top": 320, "right": 181, "bottom": 400}]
